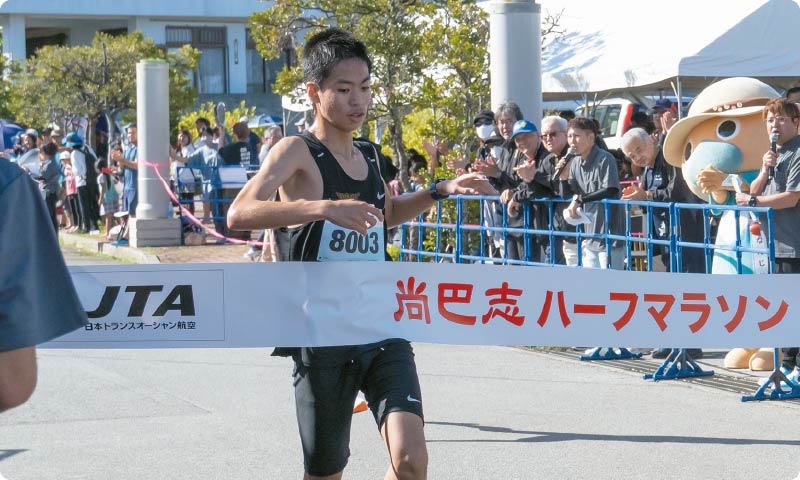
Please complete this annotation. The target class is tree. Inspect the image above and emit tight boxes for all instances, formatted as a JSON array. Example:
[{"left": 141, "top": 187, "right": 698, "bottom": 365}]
[
  {"left": 251, "top": 1, "right": 563, "bottom": 190},
  {"left": 10, "top": 32, "right": 199, "bottom": 141},
  {"left": 251, "top": 0, "right": 440, "bottom": 189}
]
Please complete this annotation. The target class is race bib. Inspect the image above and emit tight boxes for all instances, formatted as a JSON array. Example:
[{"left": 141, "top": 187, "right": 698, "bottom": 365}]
[{"left": 317, "top": 220, "right": 385, "bottom": 262}]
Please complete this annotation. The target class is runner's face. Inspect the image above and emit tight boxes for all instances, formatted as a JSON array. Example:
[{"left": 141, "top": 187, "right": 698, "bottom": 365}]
[{"left": 309, "top": 58, "right": 371, "bottom": 133}]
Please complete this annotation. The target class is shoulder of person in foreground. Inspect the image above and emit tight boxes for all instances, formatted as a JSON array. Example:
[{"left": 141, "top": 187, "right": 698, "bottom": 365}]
[{"left": 0, "top": 157, "right": 88, "bottom": 352}]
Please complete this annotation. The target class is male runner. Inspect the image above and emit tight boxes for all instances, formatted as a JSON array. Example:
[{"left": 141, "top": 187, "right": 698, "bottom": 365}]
[{"left": 228, "top": 28, "right": 495, "bottom": 480}]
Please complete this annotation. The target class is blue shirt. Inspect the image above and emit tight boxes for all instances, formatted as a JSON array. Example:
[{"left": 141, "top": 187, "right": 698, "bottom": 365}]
[{"left": 123, "top": 145, "right": 138, "bottom": 193}]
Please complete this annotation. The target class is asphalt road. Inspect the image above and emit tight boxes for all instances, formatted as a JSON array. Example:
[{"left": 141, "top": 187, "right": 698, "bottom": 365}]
[{"left": 2, "top": 248, "right": 799, "bottom": 480}]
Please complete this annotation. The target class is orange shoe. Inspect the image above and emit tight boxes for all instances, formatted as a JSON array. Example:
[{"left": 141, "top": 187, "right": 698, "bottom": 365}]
[{"left": 353, "top": 396, "right": 368, "bottom": 414}]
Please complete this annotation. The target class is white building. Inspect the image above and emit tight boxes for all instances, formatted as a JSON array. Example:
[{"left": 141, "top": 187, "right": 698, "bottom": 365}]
[{"left": 0, "top": 0, "right": 286, "bottom": 113}]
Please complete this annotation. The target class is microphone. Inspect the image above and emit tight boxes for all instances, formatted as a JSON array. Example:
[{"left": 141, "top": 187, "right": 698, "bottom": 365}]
[
  {"left": 552, "top": 146, "right": 576, "bottom": 181},
  {"left": 769, "top": 133, "right": 779, "bottom": 182}
]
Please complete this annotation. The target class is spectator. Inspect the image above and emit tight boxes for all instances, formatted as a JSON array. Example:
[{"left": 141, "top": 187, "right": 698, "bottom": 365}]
[
  {"left": 785, "top": 86, "right": 800, "bottom": 104},
  {"left": 652, "top": 98, "right": 679, "bottom": 146},
  {"left": 95, "top": 157, "right": 119, "bottom": 241},
  {"left": 259, "top": 125, "right": 283, "bottom": 164},
  {"left": 474, "top": 101, "right": 526, "bottom": 260},
  {"left": 621, "top": 127, "right": 705, "bottom": 272},
  {"left": 238, "top": 116, "right": 261, "bottom": 161},
  {"left": 194, "top": 117, "right": 212, "bottom": 150},
  {"left": 214, "top": 121, "right": 254, "bottom": 239},
  {"left": 559, "top": 109, "right": 576, "bottom": 122},
  {"left": 28, "top": 142, "right": 61, "bottom": 233},
  {"left": 0, "top": 156, "right": 88, "bottom": 413},
  {"left": 562, "top": 117, "right": 625, "bottom": 269},
  {"left": 170, "top": 129, "right": 197, "bottom": 215},
  {"left": 63, "top": 132, "right": 93, "bottom": 232},
  {"left": 508, "top": 115, "right": 570, "bottom": 264},
  {"left": 500, "top": 119, "right": 551, "bottom": 262},
  {"left": 112, "top": 124, "right": 139, "bottom": 218},
  {"left": 735, "top": 98, "right": 800, "bottom": 382},
  {"left": 61, "top": 151, "right": 79, "bottom": 233}
]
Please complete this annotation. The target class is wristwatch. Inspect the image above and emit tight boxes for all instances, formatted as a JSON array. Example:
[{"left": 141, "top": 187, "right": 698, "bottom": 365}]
[
  {"left": 429, "top": 179, "right": 450, "bottom": 200},
  {"left": 748, "top": 195, "right": 758, "bottom": 207}
]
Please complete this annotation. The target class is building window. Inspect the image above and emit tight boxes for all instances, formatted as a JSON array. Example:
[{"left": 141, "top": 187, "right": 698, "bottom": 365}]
[
  {"left": 245, "top": 29, "right": 290, "bottom": 95},
  {"left": 166, "top": 26, "right": 227, "bottom": 94}
]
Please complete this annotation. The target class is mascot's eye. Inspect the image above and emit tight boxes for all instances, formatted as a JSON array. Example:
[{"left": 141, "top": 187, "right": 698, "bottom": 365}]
[
  {"left": 716, "top": 120, "right": 739, "bottom": 140},
  {"left": 684, "top": 142, "right": 692, "bottom": 161}
]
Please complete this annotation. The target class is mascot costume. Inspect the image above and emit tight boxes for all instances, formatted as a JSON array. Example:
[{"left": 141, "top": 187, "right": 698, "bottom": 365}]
[{"left": 663, "top": 77, "right": 780, "bottom": 370}]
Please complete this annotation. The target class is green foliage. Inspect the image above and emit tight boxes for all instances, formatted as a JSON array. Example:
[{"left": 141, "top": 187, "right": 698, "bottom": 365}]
[
  {"left": 249, "top": 0, "right": 488, "bottom": 190},
  {"left": 10, "top": 32, "right": 199, "bottom": 135}
]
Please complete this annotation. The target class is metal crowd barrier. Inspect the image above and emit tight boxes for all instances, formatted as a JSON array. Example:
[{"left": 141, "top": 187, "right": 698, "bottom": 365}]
[
  {"left": 176, "top": 164, "right": 258, "bottom": 243},
  {"left": 399, "top": 195, "right": 796, "bottom": 401}
]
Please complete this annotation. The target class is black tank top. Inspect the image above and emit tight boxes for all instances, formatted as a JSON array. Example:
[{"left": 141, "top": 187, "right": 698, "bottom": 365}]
[
  {"left": 274, "top": 131, "right": 388, "bottom": 262},
  {"left": 273, "top": 132, "right": 399, "bottom": 365}
]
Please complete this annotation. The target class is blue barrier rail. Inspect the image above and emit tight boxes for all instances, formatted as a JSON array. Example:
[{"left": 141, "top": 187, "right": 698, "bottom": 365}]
[{"left": 399, "top": 195, "right": 775, "bottom": 274}]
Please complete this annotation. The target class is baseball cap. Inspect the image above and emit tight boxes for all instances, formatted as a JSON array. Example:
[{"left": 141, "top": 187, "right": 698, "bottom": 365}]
[
  {"left": 51, "top": 125, "right": 62, "bottom": 137},
  {"left": 473, "top": 110, "right": 495, "bottom": 127},
  {"left": 239, "top": 115, "right": 249, "bottom": 123},
  {"left": 59, "top": 151, "right": 71, "bottom": 160},
  {"left": 62, "top": 132, "right": 84, "bottom": 147},
  {"left": 653, "top": 98, "right": 675, "bottom": 110},
  {"left": 24, "top": 128, "right": 38, "bottom": 138},
  {"left": 510, "top": 119, "right": 538, "bottom": 139}
]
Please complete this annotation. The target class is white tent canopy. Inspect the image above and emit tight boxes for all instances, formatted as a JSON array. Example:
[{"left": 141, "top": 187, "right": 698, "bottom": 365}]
[{"left": 541, "top": 0, "right": 800, "bottom": 99}]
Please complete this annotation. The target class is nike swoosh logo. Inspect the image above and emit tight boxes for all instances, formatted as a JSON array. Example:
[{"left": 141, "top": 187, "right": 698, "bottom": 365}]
[
  {"left": 377, "top": 192, "right": 385, "bottom": 200},
  {"left": 407, "top": 395, "right": 421, "bottom": 403}
]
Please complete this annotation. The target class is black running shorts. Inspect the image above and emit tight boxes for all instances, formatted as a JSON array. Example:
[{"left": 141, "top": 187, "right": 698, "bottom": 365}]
[{"left": 292, "top": 340, "right": 424, "bottom": 477}]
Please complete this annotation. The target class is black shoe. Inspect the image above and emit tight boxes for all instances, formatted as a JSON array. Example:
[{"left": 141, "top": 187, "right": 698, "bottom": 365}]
[{"left": 652, "top": 348, "right": 673, "bottom": 359}]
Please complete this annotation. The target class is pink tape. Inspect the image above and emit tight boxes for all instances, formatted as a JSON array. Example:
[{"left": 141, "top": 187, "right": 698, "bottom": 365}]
[{"left": 141, "top": 159, "right": 263, "bottom": 247}]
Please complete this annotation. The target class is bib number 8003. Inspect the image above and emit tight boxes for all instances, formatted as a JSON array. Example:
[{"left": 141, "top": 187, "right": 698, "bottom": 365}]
[{"left": 329, "top": 229, "right": 380, "bottom": 255}]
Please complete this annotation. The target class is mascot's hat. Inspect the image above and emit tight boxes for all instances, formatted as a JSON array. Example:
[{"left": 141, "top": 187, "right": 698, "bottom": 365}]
[{"left": 663, "top": 77, "right": 779, "bottom": 167}]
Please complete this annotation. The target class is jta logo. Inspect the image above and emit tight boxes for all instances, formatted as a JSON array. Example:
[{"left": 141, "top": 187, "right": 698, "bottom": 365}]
[{"left": 86, "top": 285, "right": 196, "bottom": 319}]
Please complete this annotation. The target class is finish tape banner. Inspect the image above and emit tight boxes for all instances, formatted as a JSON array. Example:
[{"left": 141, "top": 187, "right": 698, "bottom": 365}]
[{"left": 43, "top": 262, "right": 799, "bottom": 349}]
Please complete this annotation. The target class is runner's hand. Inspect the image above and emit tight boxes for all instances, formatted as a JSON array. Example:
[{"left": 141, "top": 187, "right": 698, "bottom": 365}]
[
  {"left": 437, "top": 172, "right": 498, "bottom": 196},
  {"left": 324, "top": 200, "right": 384, "bottom": 236}
]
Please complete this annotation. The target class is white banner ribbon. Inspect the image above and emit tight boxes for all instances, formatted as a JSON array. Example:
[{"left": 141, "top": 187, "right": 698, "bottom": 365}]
[{"left": 43, "top": 262, "right": 799, "bottom": 349}]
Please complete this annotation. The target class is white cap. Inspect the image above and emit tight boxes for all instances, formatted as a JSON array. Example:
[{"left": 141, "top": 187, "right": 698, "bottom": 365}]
[
  {"left": 59, "top": 151, "right": 71, "bottom": 160},
  {"left": 239, "top": 115, "right": 249, "bottom": 123}
]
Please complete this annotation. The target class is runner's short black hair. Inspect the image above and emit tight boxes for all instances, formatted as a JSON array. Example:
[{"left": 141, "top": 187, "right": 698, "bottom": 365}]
[{"left": 303, "top": 27, "right": 372, "bottom": 85}]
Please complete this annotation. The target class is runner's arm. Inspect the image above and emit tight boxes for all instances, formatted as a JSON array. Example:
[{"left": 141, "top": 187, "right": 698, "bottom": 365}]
[{"left": 385, "top": 172, "right": 497, "bottom": 227}]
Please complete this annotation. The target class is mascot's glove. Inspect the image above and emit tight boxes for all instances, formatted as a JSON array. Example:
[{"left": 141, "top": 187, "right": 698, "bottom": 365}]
[{"left": 696, "top": 166, "right": 748, "bottom": 193}]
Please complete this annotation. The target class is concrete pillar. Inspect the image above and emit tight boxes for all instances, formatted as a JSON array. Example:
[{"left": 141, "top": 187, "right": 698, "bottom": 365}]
[
  {"left": 485, "top": 0, "right": 542, "bottom": 125},
  {"left": 1, "top": 14, "right": 27, "bottom": 65},
  {"left": 129, "top": 59, "right": 181, "bottom": 247},
  {"left": 227, "top": 24, "right": 247, "bottom": 94}
]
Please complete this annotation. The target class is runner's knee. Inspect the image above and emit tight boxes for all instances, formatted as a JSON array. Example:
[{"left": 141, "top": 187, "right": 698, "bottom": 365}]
[{"left": 390, "top": 443, "right": 428, "bottom": 480}]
